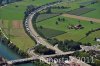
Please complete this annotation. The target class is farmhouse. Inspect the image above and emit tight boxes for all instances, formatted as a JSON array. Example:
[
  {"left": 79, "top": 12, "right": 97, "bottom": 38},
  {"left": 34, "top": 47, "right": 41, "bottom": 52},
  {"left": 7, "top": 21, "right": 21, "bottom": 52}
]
[
  {"left": 74, "top": 24, "right": 84, "bottom": 29},
  {"left": 96, "top": 38, "right": 100, "bottom": 42},
  {"left": 68, "top": 24, "right": 84, "bottom": 29}
]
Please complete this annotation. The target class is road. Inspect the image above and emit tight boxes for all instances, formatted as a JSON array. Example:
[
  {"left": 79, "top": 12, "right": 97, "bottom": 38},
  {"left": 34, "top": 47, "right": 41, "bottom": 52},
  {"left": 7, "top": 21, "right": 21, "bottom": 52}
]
[
  {"left": 25, "top": 1, "right": 64, "bottom": 54},
  {"left": 62, "top": 14, "right": 100, "bottom": 23},
  {"left": 23, "top": 1, "right": 91, "bottom": 66},
  {"left": 7, "top": 51, "right": 74, "bottom": 65},
  {"left": 42, "top": 51, "right": 75, "bottom": 58}
]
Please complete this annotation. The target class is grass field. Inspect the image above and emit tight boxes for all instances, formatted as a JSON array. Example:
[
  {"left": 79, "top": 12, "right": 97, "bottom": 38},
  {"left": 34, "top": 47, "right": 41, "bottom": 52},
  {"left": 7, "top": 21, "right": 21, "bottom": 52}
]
[
  {"left": 51, "top": 0, "right": 92, "bottom": 13},
  {"left": 0, "top": 0, "right": 58, "bottom": 52},
  {"left": 0, "top": 0, "right": 100, "bottom": 51},
  {"left": 36, "top": 15, "right": 100, "bottom": 45},
  {"left": 0, "top": 0, "right": 57, "bottom": 20},
  {"left": 36, "top": 14, "right": 59, "bottom": 22},
  {"left": 37, "top": 27, "right": 66, "bottom": 38},
  {"left": 83, "top": 2, "right": 100, "bottom": 19},
  {"left": 67, "top": 7, "right": 95, "bottom": 15},
  {"left": 51, "top": 0, "right": 100, "bottom": 19},
  {"left": 0, "top": 20, "right": 35, "bottom": 51}
]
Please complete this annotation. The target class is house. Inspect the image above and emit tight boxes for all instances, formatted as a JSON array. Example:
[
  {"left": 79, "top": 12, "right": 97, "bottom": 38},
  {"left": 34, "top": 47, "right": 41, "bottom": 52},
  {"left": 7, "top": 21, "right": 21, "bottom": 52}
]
[{"left": 96, "top": 38, "right": 100, "bottom": 42}]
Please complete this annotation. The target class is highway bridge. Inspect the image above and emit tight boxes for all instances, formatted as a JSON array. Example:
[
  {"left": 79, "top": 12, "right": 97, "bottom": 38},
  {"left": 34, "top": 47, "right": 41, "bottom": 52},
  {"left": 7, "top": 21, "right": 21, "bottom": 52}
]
[
  {"left": 6, "top": 51, "right": 74, "bottom": 65},
  {"left": 7, "top": 57, "right": 38, "bottom": 64}
]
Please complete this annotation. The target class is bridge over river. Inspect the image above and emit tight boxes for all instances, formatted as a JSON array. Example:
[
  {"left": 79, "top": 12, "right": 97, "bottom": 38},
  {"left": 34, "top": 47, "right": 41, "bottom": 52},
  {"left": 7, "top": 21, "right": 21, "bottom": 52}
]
[{"left": 6, "top": 51, "right": 74, "bottom": 65}]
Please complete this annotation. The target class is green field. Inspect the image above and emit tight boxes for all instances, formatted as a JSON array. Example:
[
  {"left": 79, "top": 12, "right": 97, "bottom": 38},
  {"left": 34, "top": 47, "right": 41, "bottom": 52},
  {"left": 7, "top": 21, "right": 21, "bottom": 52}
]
[
  {"left": 37, "top": 27, "right": 66, "bottom": 38},
  {"left": 51, "top": 0, "right": 100, "bottom": 19},
  {"left": 0, "top": 0, "right": 100, "bottom": 51},
  {"left": 51, "top": 0, "right": 92, "bottom": 13},
  {"left": 83, "top": 2, "right": 100, "bottom": 19},
  {"left": 0, "top": 20, "right": 35, "bottom": 51},
  {"left": 36, "top": 14, "right": 59, "bottom": 22},
  {"left": 0, "top": 0, "right": 57, "bottom": 20},
  {"left": 0, "top": 0, "right": 58, "bottom": 51},
  {"left": 36, "top": 15, "right": 100, "bottom": 45}
]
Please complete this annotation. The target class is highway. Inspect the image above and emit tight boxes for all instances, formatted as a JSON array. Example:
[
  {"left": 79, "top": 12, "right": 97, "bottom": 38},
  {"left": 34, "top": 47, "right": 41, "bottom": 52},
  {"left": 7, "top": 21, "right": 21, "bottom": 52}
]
[
  {"left": 0, "top": 0, "right": 92, "bottom": 66},
  {"left": 23, "top": 1, "right": 91, "bottom": 66},
  {"left": 7, "top": 52, "right": 74, "bottom": 65},
  {"left": 24, "top": 0, "right": 64, "bottom": 54}
]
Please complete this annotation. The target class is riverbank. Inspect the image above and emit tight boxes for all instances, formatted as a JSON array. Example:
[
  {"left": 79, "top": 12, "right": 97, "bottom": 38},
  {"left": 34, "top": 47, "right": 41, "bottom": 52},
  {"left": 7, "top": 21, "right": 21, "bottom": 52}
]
[
  {"left": 0, "top": 56, "right": 13, "bottom": 66},
  {"left": 0, "top": 28, "right": 29, "bottom": 58},
  {"left": 0, "top": 42, "right": 35, "bottom": 66}
]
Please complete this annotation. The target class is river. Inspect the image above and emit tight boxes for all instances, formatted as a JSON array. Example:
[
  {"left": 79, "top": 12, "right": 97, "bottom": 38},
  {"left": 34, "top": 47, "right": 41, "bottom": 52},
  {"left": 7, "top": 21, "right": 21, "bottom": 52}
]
[{"left": 0, "top": 42, "right": 35, "bottom": 66}]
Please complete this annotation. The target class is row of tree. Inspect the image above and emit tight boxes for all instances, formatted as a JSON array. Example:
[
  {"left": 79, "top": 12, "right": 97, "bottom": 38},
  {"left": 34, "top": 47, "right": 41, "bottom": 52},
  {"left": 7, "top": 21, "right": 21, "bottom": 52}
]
[
  {"left": 48, "top": 38, "right": 81, "bottom": 52},
  {"left": 86, "top": 28, "right": 100, "bottom": 36},
  {"left": 51, "top": 6, "right": 70, "bottom": 9},
  {"left": 34, "top": 44, "right": 55, "bottom": 55}
]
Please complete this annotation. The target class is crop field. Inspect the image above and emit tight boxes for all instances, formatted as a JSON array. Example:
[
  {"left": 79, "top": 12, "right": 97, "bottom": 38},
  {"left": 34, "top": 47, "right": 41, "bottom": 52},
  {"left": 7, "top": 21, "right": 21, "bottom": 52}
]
[
  {"left": 0, "top": 0, "right": 57, "bottom": 20},
  {"left": 0, "top": 20, "right": 35, "bottom": 51},
  {"left": 0, "top": 0, "right": 100, "bottom": 51},
  {"left": 36, "top": 14, "right": 60, "bottom": 22},
  {"left": 0, "top": 0, "right": 57, "bottom": 52},
  {"left": 67, "top": 7, "right": 95, "bottom": 16},
  {"left": 35, "top": 0, "right": 100, "bottom": 48},
  {"left": 51, "top": 0, "right": 93, "bottom": 13},
  {"left": 37, "top": 27, "right": 66, "bottom": 38},
  {"left": 36, "top": 15, "right": 100, "bottom": 45},
  {"left": 82, "top": 2, "right": 100, "bottom": 19}
]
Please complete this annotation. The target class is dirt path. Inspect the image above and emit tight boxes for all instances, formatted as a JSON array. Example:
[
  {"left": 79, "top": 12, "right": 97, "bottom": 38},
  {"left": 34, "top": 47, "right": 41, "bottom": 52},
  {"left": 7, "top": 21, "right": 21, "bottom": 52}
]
[{"left": 62, "top": 14, "right": 100, "bottom": 23}]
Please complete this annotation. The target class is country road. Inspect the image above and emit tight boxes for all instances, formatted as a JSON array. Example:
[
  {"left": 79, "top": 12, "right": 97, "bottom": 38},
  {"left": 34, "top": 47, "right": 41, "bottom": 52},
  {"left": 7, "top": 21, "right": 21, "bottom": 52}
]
[{"left": 62, "top": 14, "right": 100, "bottom": 23}]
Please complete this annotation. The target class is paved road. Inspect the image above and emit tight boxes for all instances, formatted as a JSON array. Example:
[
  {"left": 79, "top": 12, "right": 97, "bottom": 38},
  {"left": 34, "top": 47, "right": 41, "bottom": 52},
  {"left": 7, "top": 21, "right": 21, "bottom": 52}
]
[
  {"left": 42, "top": 51, "right": 75, "bottom": 58},
  {"left": 24, "top": 1, "right": 91, "bottom": 66},
  {"left": 62, "top": 14, "right": 100, "bottom": 23},
  {"left": 7, "top": 51, "right": 75, "bottom": 65},
  {"left": 25, "top": 1, "right": 64, "bottom": 54}
]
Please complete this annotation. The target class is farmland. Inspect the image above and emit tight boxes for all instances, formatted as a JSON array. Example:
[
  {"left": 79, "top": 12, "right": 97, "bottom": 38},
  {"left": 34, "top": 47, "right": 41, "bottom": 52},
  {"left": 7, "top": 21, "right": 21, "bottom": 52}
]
[
  {"left": 0, "top": 0, "right": 99, "bottom": 66},
  {"left": 83, "top": 2, "right": 100, "bottom": 19},
  {"left": 0, "top": 0, "right": 57, "bottom": 20},
  {"left": 0, "top": 0, "right": 57, "bottom": 52},
  {"left": 37, "top": 27, "right": 66, "bottom": 38},
  {"left": 36, "top": 15, "right": 100, "bottom": 45},
  {"left": 0, "top": 0, "right": 100, "bottom": 52},
  {"left": 0, "top": 20, "right": 35, "bottom": 51}
]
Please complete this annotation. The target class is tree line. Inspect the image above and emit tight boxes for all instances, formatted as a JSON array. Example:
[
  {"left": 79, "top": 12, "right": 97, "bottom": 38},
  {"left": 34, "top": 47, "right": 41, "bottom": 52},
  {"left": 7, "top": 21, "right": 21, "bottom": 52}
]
[{"left": 86, "top": 28, "right": 100, "bottom": 36}]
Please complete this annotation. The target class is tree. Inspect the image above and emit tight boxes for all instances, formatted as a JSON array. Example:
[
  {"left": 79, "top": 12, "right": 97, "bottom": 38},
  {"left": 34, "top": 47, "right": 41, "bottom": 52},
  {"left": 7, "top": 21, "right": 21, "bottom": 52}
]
[
  {"left": 40, "top": 26, "right": 43, "bottom": 29},
  {"left": 90, "top": 21, "right": 94, "bottom": 24},
  {"left": 56, "top": 21, "right": 58, "bottom": 25},
  {"left": 58, "top": 18, "right": 60, "bottom": 21},
  {"left": 46, "top": 7, "right": 51, "bottom": 14},
  {"left": 27, "top": 5, "right": 35, "bottom": 12},
  {"left": 34, "top": 45, "right": 55, "bottom": 55},
  {"left": 62, "top": 18, "right": 65, "bottom": 21},
  {"left": 0, "top": 30, "right": 2, "bottom": 37}
]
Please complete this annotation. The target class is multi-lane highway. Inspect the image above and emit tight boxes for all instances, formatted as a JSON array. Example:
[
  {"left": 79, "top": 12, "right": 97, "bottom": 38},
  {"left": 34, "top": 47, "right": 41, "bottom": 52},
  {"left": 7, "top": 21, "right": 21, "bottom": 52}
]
[{"left": 24, "top": 0, "right": 64, "bottom": 54}]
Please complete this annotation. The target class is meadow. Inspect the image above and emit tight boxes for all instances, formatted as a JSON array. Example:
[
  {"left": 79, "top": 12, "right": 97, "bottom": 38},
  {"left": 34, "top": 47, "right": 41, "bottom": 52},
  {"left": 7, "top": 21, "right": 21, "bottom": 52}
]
[
  {"left": 0, "top": 0, "right": 57, "bottom": 51},
  {"left": 83, "top": 2, "right": 100, "bottom": 19},
  {"left": 36, "top": 15, "right": 100, "bottom": 45}
]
